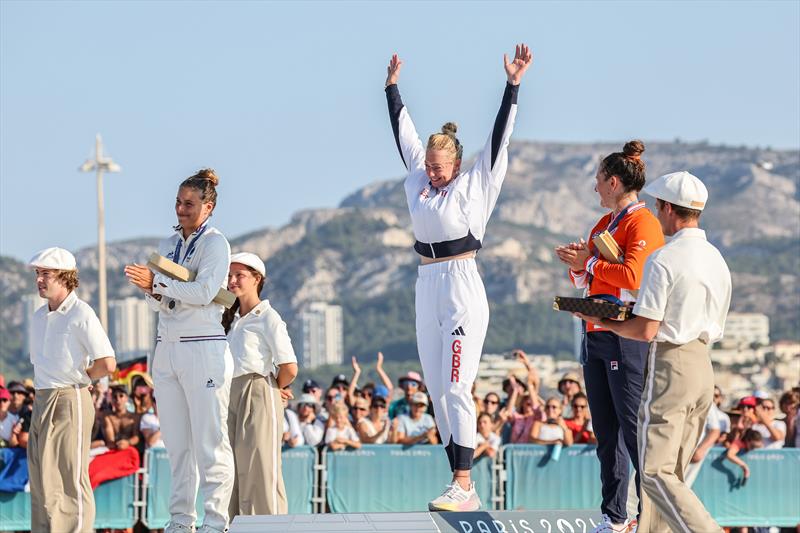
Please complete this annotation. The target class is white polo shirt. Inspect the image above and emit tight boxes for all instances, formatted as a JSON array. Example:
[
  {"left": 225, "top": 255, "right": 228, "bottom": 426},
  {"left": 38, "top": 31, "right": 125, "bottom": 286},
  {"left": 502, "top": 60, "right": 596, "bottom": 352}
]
[
  {"left": 29, "top": 291, "right": 115, "bottom": 389},
  {"left": 633, "top": 228, "right": 732, "bottom": 345},
  {"left": 226, "top": 299, "right": 297, "bottom": 378}
]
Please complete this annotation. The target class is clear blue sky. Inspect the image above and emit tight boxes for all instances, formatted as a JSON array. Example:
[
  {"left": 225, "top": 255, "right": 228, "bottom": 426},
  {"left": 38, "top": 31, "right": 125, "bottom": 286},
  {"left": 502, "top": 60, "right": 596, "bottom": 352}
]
[{"left": 2, "top": 0, "right": 798, "bottom": 261}]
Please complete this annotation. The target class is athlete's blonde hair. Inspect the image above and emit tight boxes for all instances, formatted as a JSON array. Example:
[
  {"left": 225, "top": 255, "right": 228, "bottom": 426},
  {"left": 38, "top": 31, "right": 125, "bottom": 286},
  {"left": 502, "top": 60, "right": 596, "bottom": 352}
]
[{"left": 427, "top": 122, "right": 463, "bottom": 160}]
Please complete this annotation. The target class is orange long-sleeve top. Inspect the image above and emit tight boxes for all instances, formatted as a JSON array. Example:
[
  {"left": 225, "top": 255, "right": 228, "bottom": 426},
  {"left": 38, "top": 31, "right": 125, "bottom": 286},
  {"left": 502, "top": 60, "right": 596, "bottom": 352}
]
[{"left": 568, "top": 202, "right": 665, "bottom": 333}]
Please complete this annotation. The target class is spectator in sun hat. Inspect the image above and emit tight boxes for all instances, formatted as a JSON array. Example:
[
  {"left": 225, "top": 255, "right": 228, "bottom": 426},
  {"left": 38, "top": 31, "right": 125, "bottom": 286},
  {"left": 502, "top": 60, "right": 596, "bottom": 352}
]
[
  {"left": 557, "top": 371, "right": 582, "bottom": 419},
  {"left": 390, "top": 391, "right": 437, "bottom": 445},
  {"left": 282, "top": 403, "right": 304, "bottom": 448},
  {"left": 389, "top": 370, "right": 423, "bottom": 419},
  {"left": 295, "top": 393, "right": 324, "bottom": 447}
]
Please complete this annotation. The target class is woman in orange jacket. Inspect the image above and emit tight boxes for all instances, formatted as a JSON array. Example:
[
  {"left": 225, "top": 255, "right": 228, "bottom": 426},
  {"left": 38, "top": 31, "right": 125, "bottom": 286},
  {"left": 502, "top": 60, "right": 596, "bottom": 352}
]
[{"left": 555, "top": 140, "right": 664, "bottom": 533}]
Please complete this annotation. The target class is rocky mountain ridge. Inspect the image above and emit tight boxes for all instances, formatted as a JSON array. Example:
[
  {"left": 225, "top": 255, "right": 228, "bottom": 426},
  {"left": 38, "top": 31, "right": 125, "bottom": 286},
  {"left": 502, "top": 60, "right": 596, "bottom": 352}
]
[{"left": 2, "top": 140, "right": 798, "bottom": 378}]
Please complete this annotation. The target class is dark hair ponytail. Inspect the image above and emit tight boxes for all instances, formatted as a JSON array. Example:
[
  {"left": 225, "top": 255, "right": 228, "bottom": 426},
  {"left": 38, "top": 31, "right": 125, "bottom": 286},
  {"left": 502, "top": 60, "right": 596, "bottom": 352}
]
[
  {"left": 600, "top": 140, "right": 646, "bottom": 192},
  {"left": 221, "top": 268, "right": 265, "bottom": 333}
]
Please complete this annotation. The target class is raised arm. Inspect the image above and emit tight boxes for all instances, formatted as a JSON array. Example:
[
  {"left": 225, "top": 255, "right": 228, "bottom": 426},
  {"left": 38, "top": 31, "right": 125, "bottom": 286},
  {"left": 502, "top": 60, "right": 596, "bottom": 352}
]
[
  {"left": 469, "top": 44, "right": 532, "bottom": 217},
  {"left": 347, "top": 356, "right": 361, "bottom": 406},
  {"left": 375, "top": 352, "right": 394, "bottom": 395},
  {"left": 385, "top": 54, "right": 425, "bottom": 172}
]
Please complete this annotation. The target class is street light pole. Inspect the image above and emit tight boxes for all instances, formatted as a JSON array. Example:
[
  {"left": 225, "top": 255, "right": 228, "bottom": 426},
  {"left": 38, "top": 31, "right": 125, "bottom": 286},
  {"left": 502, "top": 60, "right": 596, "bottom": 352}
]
[{"left": 79, "top": 134, "right": 121, "bottom": 332}]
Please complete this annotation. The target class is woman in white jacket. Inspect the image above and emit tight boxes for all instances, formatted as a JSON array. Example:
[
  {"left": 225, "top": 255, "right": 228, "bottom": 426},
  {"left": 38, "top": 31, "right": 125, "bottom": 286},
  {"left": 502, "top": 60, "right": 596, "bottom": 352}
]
[
  {"left": 223, "top": 252, "right": 298, "bottom": 517},
  {"left": 384, "top": 44, "right": 532, "bottom": 512},
  {"left": 125, "top": 168, "right": 234, "bottom": 533}
]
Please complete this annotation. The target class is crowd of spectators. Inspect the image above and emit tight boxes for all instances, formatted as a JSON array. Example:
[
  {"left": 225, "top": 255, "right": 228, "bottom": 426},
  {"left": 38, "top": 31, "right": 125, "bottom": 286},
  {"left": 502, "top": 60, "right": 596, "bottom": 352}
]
[
  {"left": 3, "top": 354, "right": 798, "bottom": 481},
  {"left": 278, "top": 350, "right": 599, "bottom": 458},
  {"left": 0, "top": 373, "right": 164, "bottom": 465},
  {"left": 275, "top": 349, "right": 800, "bottom": 484},
  {"left": 3, "top": 356, "right": 798, "bottom": 465}
]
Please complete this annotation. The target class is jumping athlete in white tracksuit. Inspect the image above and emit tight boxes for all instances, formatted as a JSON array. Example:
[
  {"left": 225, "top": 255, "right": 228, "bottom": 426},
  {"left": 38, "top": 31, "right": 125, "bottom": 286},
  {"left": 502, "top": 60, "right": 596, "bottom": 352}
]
[
  {"left": 385, "top": 45, "right": 532, "bottom": 511},
  {"left": 126, "top": 169, "right": 234, "bottom": 533}
]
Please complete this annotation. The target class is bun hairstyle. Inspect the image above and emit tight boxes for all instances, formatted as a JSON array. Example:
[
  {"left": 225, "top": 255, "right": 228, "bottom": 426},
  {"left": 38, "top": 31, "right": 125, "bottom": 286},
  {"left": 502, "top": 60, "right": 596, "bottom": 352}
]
[
  {"left": 427, "top": 122, "right": 464, "bottom": 160},
  {"left": 180, "top": 168, "right": 220, "bottom": 207},
  {"left": 600, "top": 140, "right": 647, "bottom": 192}
]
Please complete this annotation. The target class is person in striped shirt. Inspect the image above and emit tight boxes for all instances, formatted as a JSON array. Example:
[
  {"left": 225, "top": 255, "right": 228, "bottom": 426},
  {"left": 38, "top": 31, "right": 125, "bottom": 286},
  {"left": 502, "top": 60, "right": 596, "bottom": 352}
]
[{"left": 555, "top": 141, "right": 664, "bottom": 533}]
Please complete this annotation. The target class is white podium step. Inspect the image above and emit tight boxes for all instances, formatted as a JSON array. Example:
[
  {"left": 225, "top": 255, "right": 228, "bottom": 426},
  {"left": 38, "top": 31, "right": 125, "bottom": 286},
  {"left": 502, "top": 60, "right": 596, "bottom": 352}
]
[{"left": 229, "top": 509, "right": 603, "bottom": 533}]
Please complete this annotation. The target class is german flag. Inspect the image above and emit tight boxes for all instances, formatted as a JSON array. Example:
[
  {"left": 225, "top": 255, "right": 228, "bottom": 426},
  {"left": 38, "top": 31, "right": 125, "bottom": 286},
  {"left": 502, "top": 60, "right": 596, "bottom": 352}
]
[{"left": 112, "top": 356, "right": 148, "bottom": 389}]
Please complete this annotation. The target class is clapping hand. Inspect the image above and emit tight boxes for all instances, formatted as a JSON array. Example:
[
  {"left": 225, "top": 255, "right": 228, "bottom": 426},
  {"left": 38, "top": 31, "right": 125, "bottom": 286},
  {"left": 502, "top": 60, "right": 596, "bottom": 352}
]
[
  {"left": 386, "top": 54, "right": 403, "bottom": 87},
  {"left": 555, "top": 239, "right": 590, "bottom": 271},
  {"left": 124, "top": 264, "right": 155, "bottom": 295},
  {"left": 504, "top": 43, "right": 533, "bottom": 86}
]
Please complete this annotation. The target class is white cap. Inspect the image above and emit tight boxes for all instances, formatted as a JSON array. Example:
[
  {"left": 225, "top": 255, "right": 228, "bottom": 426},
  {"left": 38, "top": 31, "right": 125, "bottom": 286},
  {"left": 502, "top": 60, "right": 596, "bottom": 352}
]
[
  {"left": 29, "top": 247, "right": 77, "bottom": 270},
  {"left": 230, "top": 252, "right": 266, "bottom": 277},
  {"left": 642, "top": 171, "right": 708, "bottom": 211}
]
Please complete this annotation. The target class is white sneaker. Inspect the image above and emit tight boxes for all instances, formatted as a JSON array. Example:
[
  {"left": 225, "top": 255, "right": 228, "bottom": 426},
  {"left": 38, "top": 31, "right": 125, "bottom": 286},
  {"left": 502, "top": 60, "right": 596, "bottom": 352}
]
[
  {"left": 164, "top": 522, "right": 194, "bottom": 533},
  {"left": 196, "top": 525, "right": 226, "bottom": 533},
  {"left": 590, "top": 514, "right": 637, "bottom": 533},
  {"left": 428, "top": 481, "right": 481, "bottom": 512}
]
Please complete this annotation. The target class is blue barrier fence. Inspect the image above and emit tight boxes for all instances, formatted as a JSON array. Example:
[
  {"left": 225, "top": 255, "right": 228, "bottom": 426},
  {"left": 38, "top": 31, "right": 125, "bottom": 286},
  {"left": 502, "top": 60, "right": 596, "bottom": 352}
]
[
  {"left": 143, "top": 446, "right": 318, "bottom": 528},
  {"left": 694, "top": 448, "right": 800, "bottom": 527},
  {"left": 324, "top": 445, "right": 494, "bottom": 512},
  {"left": 0, "top": 474, "right": 137, "bottom": 531},
  {"left": 1, "top": 445, "right": 798, "bottom": 529},
  {"left": 503, "top": 445, "right": 800, "bottom": 528}
]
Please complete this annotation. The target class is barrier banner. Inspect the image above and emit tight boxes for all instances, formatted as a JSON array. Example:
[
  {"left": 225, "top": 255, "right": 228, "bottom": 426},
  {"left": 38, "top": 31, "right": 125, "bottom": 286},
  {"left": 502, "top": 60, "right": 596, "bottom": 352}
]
[
  {"left": 282, "top": 446, "right": 317, "bottom": 514},
  {"left": 144, "top": 446, "right": 316, "bottom": 527},
  {"left": 325, "top": 445, "right": 493, "bottom": 513},
  {"left": 0, "top": 474, "right": 136, "bottom": 531},
  {"left": 693, "top": 448, "right": 800, "bottom": 527},
  {"left": 504, "top": 445, "right": 602, "bottom": 511}
]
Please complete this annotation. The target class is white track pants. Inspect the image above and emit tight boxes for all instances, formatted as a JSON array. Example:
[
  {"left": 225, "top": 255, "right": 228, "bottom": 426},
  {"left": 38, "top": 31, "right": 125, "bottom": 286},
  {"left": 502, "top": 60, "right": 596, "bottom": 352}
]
[
  {"left": 415, "top": 258, "right": 489, "bottom": 454},
  {"left": 152, "top": 339, "right": 235, "bottom": 531}
]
